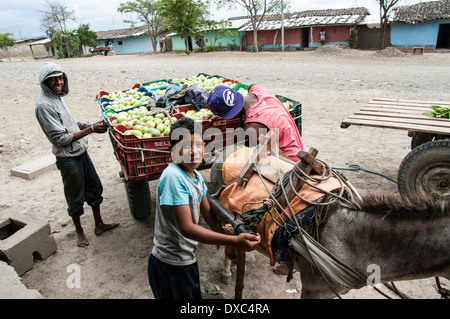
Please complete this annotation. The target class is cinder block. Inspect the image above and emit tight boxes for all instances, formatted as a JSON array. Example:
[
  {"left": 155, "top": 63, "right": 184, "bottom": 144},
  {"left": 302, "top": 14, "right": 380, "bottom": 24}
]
[
  {"left": 0, "top": 212, "right": 57, "bottom": 276},
  {"left": 10, "top": 155, "right": 56, "bottom": 179}
]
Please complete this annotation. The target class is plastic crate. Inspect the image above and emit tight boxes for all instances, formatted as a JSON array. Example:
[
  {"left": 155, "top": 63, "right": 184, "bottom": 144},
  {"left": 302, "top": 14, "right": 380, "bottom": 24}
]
[
  {"left": 103, "top": 104, "right": 151, "bottom": 123},
  {"left": 174, "top": 104, "right": 242, "bottom": 161},
  {"left": 276, "top": 95, "right": 302, "bottom": 136},
  {"left": 234, "top": 83, "right": 249, "bottom": 91},
  {"left": 141, "top": 80, "right": 171, "bottom": 91},
  {"left": 99, "top": 84, "right": 151, "bottom": 113},
  {"left": 208, "top": 74, "right": 226, "bottom": 79},
  {"left": 222, "top": 79, "right": 240, "bottom": 88},
  {"left": 98, "top": 83, "right": 141, "bottom": 99},
  {"left": 111, "top": 125, "right": 172, "bottom": 180}
]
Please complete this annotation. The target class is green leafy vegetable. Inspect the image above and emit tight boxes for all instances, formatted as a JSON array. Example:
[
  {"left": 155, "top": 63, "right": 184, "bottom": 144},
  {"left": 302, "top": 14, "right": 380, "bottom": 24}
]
[{"left": 424, "top": 105, "right": 450, "bottom": 118}]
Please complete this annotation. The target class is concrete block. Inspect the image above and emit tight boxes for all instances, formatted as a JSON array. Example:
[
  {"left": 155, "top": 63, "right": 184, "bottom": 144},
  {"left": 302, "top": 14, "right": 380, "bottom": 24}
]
[
  {"left": 0, "top": 261, "right": 42, "bottom": 299},
  {"left": 0, "top": 212, "right": 57, "bottom": 276},
  {"left": 10, "top": 155, "right": 56, "bottom": 179}
]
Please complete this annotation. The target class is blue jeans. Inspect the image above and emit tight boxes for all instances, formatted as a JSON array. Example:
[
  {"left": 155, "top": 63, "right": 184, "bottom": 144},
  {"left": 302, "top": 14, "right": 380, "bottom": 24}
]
[
  {"left": 55, "top": 152, "right": 103, "bottom": 218},
  {"left": 148, "top": 254, "right": 202, "bottom": 299}
]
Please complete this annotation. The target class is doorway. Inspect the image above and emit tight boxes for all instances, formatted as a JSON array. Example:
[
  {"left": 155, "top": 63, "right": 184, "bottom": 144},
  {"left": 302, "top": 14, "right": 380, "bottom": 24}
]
[
  {"left": 301, "top": 28, "right": 309, "bottom": 48},
  {"left": 436, "top": 23, "right": 450, "bottom": 49}
]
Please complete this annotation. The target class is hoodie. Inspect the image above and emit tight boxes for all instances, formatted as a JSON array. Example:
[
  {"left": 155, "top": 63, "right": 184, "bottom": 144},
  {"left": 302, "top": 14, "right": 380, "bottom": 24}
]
[{"left": 35, "top": 62, "right": 91, "bottom": 158}]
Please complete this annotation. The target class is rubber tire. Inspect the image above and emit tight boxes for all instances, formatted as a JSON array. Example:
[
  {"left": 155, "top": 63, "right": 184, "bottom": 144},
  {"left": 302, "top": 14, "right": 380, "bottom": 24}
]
[
  {"left": 411, "top": 132, "right": 435, "bottom": 149},
  {"left": 397, "top": 140, "right": 450, "bottom": 200},
  {"left": 410, "top": 132, "right": 449, "bottom": 150},
  {"left": 124, "top": 178, "right": 152, "bottom": 219}
]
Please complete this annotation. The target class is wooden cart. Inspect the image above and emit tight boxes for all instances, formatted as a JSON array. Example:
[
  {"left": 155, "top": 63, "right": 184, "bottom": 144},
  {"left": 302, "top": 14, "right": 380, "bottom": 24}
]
[{"left": 341, "top": 98, "right": 450, "bottom": 200}]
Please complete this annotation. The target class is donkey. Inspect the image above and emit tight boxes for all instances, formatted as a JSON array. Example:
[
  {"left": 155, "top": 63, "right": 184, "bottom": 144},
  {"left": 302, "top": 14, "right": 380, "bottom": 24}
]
[{"left": 209, "top": 146, "right": 450, "bottom": 299}]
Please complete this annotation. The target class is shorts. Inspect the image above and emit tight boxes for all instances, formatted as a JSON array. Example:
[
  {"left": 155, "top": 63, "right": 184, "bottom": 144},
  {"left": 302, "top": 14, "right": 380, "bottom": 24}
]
[
  {"left": 56, "top": 152, "right": 103, "bottom": 218},
  {"left": 147, "top": 253, "right": 202, "bottom": 299}
]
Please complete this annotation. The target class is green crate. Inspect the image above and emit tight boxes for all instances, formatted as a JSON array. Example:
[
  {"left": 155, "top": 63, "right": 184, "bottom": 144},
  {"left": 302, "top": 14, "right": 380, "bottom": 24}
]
[
  {"left": 208, "top": 74, "right": 226, "bottom": 80},
  {"left": 234, "top": 83, "right": 249, "bottom": 91},
  {"left": 196, "top": 72, "right": 211, "bottom": 78},
  {"left": 276, "top": 95, "right": 302, "bottom": 136}
]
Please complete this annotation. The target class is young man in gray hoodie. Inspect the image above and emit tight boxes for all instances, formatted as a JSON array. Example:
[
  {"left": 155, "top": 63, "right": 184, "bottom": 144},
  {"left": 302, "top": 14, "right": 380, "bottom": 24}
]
[{"left": 35, "top": 62, "right": 118, "bottom": 247}]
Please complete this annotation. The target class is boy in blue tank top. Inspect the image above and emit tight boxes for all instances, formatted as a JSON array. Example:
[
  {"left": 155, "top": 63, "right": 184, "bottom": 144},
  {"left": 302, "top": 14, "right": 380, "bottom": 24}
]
[{"left": 148, "top": 117, "right": 260, "bottom": 299}]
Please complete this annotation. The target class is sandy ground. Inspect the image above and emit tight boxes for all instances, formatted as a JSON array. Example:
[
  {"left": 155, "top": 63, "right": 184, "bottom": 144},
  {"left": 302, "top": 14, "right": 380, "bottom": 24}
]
[{"left": 0, "top": 48, "right": 449, "bottom": 300}]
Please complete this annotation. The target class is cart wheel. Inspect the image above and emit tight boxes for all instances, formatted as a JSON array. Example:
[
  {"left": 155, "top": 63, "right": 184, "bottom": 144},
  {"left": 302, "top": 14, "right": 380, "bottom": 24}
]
[
  {"left": 124, "top": 178, "right": 152, "bottom": 219},
  {"left": 398, "top": 140, "right": 450, "bottom": 201}
]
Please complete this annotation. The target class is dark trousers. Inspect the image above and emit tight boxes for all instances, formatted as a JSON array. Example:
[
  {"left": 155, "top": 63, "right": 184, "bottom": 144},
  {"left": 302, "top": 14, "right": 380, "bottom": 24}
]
[
  {"left": 148, "top": 253, "right": 202, "bottom": 299},
  {"left": 56, "top": 152, "right": 103, "bottom": 218}
]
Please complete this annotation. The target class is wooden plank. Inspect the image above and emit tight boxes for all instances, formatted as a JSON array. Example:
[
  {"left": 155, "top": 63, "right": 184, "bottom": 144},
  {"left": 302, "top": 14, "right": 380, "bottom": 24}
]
[
  {"left": 372, "top": 98, "right": 450, "bottom": 107},
  {"left": 345, "top": 114, "right": 450, "bottom": 129},
  {"left": 359, "top": 107, "right": 429, "bottom": 115},
  {"left": 341, "top": 98, "right": 450, "bottom": 134},
  {"left": 354, "top": 110, "right": 450, "bottom": 124},
  {"left": 10, "top": 155, "right": 56, "bottom": 180},
  {"left": 341, "top": 118, "right": 450, "bottom": 135},
  {"left": 363, "top": 104, "right": 431, "bottom": 112}
]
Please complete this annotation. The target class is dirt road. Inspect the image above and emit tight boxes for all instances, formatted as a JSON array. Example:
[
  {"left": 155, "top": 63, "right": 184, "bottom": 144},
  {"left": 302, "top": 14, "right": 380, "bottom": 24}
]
[{"left": 0, "top": 48, "right": 449, "bottom": 299}]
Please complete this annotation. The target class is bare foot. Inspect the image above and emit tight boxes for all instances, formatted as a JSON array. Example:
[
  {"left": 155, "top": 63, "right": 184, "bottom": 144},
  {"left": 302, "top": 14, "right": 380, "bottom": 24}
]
[
  {"left": 273, "top": 263, "right": 296, "bottom": 275},
  {"left": 95, "top": 223, "right": 119, "bottom": 236},
  {"left": 76, "top": 232, "right": 89, "bottom": 247}
]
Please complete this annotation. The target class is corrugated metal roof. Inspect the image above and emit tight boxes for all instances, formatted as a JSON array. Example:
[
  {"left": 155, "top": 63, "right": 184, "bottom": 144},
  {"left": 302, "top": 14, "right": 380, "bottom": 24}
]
[
  {"left": 227, "top": 18, "right": 251, "bottom": 29},
  {"left": 97, "top": 26, "right": 149, "bottom": 40},
  {"left": 28, "top": 38, "right": 52, "bottom": 46},
  {"left": 392, "top": 0, "right": 450, "bottom": 23},
  {"left": 237, "top": 7, "right": 369, "bottom": 31}
]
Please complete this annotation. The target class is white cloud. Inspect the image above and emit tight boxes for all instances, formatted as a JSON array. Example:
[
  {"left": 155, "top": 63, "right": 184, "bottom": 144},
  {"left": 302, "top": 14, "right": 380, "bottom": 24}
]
[{"left": 0, "top": 0, "right": 439, "bottom": 40}]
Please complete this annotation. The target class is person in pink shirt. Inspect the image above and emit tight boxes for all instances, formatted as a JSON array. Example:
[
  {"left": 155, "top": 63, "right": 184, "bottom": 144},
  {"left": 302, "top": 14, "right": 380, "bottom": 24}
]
[{"left": 207, "top": 84, "right": 307, "bottom": 162}]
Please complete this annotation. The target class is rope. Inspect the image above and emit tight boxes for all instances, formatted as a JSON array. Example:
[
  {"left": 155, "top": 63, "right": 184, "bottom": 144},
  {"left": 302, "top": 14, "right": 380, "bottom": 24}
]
[
  {"left": 332, "top": 164, "right": 398, "bottom": 184},
  {"left": 237, "top": 145, "right": 401, "bottom": 299}
]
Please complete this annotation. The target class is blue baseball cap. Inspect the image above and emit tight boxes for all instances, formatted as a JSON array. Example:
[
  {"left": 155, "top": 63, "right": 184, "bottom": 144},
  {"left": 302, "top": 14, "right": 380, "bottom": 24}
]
[{"left": 207, "top": 85, "right": 245, "bottom": 120}]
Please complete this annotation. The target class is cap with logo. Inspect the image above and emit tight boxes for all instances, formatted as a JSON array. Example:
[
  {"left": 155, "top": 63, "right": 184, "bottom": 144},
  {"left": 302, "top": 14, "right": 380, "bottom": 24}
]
[
  {"left": 207, "top": 85, "right": 245, "bottom": 120},
  {"left": 44, "top": 71, "right": 64, "bottom": 82}
]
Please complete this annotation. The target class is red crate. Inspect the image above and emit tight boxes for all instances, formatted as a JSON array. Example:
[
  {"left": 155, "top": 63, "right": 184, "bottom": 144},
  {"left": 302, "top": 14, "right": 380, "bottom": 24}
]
[
  {"left": 174, "top": 104, "right": 242, "bottom": 161},
  {"left": 222, "top": 79, "right": 240, "bottom": 88},
  {"left": 111, "top": 125, "right": 172, "bottom": 180}
]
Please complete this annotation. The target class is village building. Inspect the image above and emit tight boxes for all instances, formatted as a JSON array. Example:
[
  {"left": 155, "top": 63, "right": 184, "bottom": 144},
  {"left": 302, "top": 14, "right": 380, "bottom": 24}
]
[
  {"left": 95, "top": 25, "right": 172, "bottom": 55},
  {"left": 390, "top": 0, "right": 450, "bottom": 52},
  {"left": 168, "top": 18, "right": 248, "bottom": 52},
  {"left": 167, "top": 7, "right": 384, "bottom": 52},
  {"left": 237, "top": 7, "right": 370, "bottom": 50}
]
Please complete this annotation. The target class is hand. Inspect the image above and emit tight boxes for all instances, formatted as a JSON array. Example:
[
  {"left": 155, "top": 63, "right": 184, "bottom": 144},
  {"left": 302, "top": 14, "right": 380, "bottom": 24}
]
[
  {"left": 236, "top": 233, "right": 260, "bottom": 252},
  {"left": 203, "top": 113, "right": 223, "bottom": 122},
  {"left": 92, "top": 120, "right": 107, "bottom": 134}
]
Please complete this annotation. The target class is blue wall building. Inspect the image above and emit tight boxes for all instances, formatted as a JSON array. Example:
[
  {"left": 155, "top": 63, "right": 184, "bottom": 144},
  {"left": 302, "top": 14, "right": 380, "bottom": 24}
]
[
  {"left": 96, "top": 26, "right": 165, "bottom": 54},
  {"left": 391, "top": 1, "right": 450, "bottom": 51}
]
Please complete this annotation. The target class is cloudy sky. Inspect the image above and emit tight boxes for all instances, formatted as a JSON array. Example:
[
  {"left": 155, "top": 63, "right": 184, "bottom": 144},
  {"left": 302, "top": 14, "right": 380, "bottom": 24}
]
[{"left": 0, "top": 0, "right": 436, "bottom": 40}]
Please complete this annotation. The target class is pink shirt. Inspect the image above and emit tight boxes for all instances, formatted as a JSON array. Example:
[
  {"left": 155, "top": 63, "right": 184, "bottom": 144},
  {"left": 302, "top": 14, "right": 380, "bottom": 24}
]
[{"left": 244, "top": 85, "right": 307, "bottom": 162}]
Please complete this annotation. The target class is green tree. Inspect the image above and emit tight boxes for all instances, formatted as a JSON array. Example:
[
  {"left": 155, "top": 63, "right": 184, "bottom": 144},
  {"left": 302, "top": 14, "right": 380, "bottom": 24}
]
[
  {"left": 0, "top": 33, "right": 15, "bottom": 51},
  {"left": 159, "top": 0, "right": 208, "bottom": 54},
  {"left": 348, "top": 28, "right": 359, "bottom": 49},
  {"left": 118, "top": 0, "right": 166, "bottom": 53},
  {"left": 40, "top": 0, "right": 77, "bottom": 58},
  {"left": 76, "top": 24, "right": 98, "bottom": 56},
  {"left": 377, "top": 0, "right": 400, "bottom": 49},
  {"left": 216, "top": 0, "right": 283, "bottom": 53},
  {"left": 202, "top": 19, "right": 236, "bottom": 50}
]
